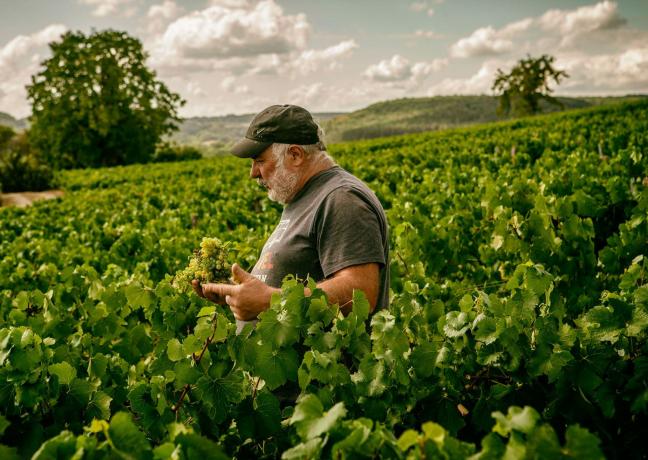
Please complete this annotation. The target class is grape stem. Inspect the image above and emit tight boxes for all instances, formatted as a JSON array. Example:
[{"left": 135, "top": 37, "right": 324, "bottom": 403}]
[
  {"left": 395, "top": 251, "right": 410, "bottom": 277},
  {"left": 252, "top": 376, "right": 261, "bottom": 402},
  {"left": 172, "top": 313, "right": 219, "bottom": 417}
]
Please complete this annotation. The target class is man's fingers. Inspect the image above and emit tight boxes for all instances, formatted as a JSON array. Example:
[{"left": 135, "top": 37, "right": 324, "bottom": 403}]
[{"left": 202, "top": 282, "right": 236, "bottom": 298}]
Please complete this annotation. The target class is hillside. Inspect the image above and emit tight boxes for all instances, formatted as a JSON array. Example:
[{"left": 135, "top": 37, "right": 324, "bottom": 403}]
[
  {"left": 322, "top": 94, "right": 647, "bottom": 143},
  {"left": 0, "top": 112, "right": 28, "bottom": 131},
  {"left": 0, "top": 110, "right": 342, "bottom": 155},
  {"left": 3, "top": 95, "right": 645, "bottom": 154},
  {"left": 170, "top": 111, "right": 344, "bottom": 155}
]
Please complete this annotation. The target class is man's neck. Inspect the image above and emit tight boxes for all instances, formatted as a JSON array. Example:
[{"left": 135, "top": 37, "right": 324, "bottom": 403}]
[{"left": 288, "top": 156, "right": 336, "bottom": 203}]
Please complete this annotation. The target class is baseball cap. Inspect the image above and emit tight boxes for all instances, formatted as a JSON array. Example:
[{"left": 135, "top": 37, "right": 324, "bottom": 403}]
[{"left": 231, "top": 104, "right": 321, "bottom": 158}]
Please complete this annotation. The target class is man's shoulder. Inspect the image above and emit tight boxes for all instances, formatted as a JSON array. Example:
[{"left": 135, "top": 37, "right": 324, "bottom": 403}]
[
  {"left": 297, "top": 166, "right": 363, "bottom": 205},
  {"left": 318, "top": 177, "right": 387, "bottom": 227},
  {"left": 320, "top": 167, "right": 378, "bottom": 201},
  {"left": 291, "top": 166, "right": 385, "bottom": 221}
]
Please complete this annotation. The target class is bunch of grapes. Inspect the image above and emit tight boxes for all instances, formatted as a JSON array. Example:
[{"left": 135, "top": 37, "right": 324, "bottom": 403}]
[{"left": 173, "top": 237, "right": 232, "bottom": 293}]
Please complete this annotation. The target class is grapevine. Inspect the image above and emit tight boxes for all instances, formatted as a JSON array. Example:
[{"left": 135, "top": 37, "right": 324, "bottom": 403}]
[{"left": 0, "top": 100, "right": 646, "bottom": 458}]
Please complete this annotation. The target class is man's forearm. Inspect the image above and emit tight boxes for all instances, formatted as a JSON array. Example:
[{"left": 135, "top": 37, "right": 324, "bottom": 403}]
[
  {"left": 233, "top": 263, "right": 379, "bottom": 318},
  {"left": 315, "top": 277, "right": 358, "bottom": 315},
  {"left": 309, "top": 263, "right": 380, "bottom": 315}
]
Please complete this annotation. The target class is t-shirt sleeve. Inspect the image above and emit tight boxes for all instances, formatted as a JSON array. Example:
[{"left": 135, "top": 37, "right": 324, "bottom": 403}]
[{"left": 313, "top": 187, "right": 386, "bottom": 278}]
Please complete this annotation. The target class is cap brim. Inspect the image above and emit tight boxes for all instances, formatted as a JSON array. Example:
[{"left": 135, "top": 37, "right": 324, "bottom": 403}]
[{"left": 230, "top": 137, "right": 272, "bottom": 158}]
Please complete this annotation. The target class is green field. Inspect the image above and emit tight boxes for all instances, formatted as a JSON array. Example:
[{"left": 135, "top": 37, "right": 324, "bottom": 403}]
[{"left": 1, "top": 101, "right": 647, "bottom": 459}]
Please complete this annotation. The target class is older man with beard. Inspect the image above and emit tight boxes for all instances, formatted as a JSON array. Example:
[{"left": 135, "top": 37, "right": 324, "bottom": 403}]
[{"left": 193, "top": 104, "right": 389, "bottom": 332}]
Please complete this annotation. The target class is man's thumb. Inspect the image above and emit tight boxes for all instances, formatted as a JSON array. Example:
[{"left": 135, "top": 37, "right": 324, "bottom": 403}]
[{"left": 231, "top": 263, "right": 253, "bottom": 283}]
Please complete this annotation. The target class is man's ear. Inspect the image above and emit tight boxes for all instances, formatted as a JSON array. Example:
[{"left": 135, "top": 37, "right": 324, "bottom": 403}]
[{"left": 287, "top": 145, "right": 306, "bottom": 166}]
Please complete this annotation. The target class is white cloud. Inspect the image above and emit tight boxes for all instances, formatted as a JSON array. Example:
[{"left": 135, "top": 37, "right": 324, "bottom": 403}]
[
  {"left": 159, "top": 0, "right": 309, "bottom": 60},
  {"left": 499, "top": 18, "right": 534, "bottom": 38},
  {"left": 539, "top": 0, "right": 625, "bottom": 37},
  {"left": 291, "top": 40, "right": 358, "bottom": 75},
  {"left": 451, "top": 1, "right": 628, "bottom": 58},
  {"left": 0, "top": 24, "right": 66, "bottom": 71},
  {"left": 450, "top": 25, "right": 522, "bottom": 58},
  {"left": 364, "top": 54, "right": 447, "bottom": 87},
  {"left": 224, "top": 40, "right": 357, "bottom": 77},
  {"left": 147, "top": 1, "right": 184, "bottom": 34},
  {"left": 0, "top": 24, "right": 67, "bottom": 117},
  {"left": 364, "top": 55, "right": 412, "bottom": 82},
  {"left": 150, "top": 2, "right": 355, "bottom": 81},
  {"left": 78, "top": 0, "right": 137, "bottom": 17},
  {"left": 427, "top": 60, "right": 504, "bottom": 95},
  {"left": 450, "top": 27, "right": 509, "bottom": 58},
  {"left": 154, "top": 37, "right": 356, "bottom": 79},
  {"left": 411, "top": 59, "right": 448, "bottom": 81},
  {"left": 557, "top": 47, "right": 648, "bottom": 91}
]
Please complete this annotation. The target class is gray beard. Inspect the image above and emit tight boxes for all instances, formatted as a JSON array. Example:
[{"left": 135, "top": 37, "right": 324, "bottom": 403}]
[{"left": 259, "top": 162, "right": 300, "bottom": 205}]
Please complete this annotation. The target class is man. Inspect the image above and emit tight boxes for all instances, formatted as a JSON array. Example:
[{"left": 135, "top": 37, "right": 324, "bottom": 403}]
[{"left": 193, "top": 104, "right": 389, "bottom": 330}]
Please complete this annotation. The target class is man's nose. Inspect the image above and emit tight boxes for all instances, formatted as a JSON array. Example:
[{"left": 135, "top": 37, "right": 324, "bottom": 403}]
[{"left": 250, "top": 163, "right": 259, "bottom": 179}]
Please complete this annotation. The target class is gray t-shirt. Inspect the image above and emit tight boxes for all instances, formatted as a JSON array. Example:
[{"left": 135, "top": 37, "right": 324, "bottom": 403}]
[{"left": 252, "top": 165, "right": 390, "bottom": 309}]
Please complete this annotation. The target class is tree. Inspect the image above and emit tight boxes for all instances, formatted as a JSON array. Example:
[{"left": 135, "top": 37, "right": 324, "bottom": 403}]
[
  {"left": 27, "top": 29, "right": 184, "bottom": 168},
  {"left": 0, "top": 127, "right": 55, "bottom": 192},
  {"left": 492, "top": 54, "right": 569, "bottom": 117},
  {"left": 0, "top": 125, "right": 14, "bottom": 150}
]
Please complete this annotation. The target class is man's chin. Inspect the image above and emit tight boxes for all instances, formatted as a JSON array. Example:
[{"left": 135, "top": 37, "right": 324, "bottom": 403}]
[{"left": 267, "top": 192, "right": 283, "bottom": 204}]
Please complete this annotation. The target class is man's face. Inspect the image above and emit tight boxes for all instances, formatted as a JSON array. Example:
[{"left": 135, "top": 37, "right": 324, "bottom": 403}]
[{"left": 250, "top": 146, "right": 300, "bottom": 204}]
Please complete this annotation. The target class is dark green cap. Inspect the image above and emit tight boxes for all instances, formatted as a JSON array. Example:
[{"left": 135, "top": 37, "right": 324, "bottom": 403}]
[{"left": 231, "top": 104, "right": 321, "bottom": 158}]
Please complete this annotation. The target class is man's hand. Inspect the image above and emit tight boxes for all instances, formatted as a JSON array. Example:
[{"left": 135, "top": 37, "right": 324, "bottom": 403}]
[
  {"left": 195, "top": 264, "right": 279, "bottom": 321},
  {"left": 192, "top": 279, "right": 226, "bottom": 304}
]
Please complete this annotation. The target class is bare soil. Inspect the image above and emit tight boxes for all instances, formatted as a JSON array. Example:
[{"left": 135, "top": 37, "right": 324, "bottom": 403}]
[{"left": 0, "top": 190, "right": 64, "bottom": 208}]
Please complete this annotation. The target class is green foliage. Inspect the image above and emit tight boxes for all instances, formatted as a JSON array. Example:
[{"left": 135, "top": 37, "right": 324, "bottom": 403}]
[
  {"left": 27, "top": 29, "right": 184, "bottom": 169},
  {"left": 492, "top": 54, "right": 569, "bottom": 116},
  {"left": 154, "top": 142, "right": 203, "bottom": 163},
  {"left": 0, "top": 101, "right": 647, "bottom": 458},
  {"left": 0, "top": 125, "right": 13, "bottom": 147},
  {"left": 0, "top": 128, "right": 55, "bottom": 193}
]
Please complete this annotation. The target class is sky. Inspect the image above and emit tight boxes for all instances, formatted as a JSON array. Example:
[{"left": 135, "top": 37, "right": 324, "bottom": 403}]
[{"left": 0, "top": 0, "right": 647, "bottom": 118}]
